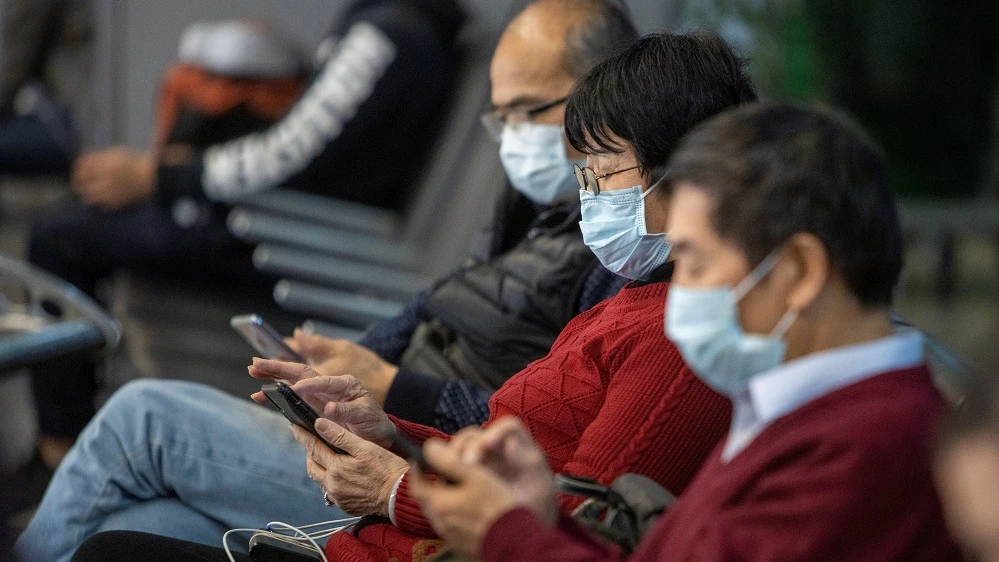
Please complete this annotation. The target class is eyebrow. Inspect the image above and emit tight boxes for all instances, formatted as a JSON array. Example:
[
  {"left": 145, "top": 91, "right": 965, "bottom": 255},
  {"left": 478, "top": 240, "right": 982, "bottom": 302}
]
[{"left": 489, "top": 96, "right": 547, "bottom": 112}]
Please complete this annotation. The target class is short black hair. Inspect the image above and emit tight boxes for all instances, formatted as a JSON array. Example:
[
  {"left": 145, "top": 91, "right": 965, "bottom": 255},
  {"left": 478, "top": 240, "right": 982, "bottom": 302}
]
[
  {"left": 564, "top": 31, "right": 757, "bottom": 180},
  {"left": 665, "top": 102, "right": 904, "bottom": 308},
  {"left": 561, "top": 0, "right": 638, "bottom": 78}
]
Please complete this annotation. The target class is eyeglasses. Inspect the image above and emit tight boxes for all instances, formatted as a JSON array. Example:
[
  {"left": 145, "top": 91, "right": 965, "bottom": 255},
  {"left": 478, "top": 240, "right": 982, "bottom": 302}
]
[
  {"left": 573, "top": 164, "right": 641, "bottom": 195},
  {"left": 480, "top": 96, "right": 569, "bottom": 141}
]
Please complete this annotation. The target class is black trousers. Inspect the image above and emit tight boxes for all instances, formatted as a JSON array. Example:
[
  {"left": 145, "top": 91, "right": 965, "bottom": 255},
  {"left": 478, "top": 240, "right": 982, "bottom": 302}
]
[
  {"left": 27, "top": 198, "right": 265, "bottom": 437},
  {"left": 73, "top": 531, "right": 251, "bottom": 562}
]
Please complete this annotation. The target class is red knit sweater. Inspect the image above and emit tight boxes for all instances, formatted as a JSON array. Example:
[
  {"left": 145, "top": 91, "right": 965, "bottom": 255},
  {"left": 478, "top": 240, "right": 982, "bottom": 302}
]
[
  {"left": 325, "top": 281, "right": 731, "bottom": 562},
  {"left": 481, "top": 365, "right": 960, "bottom": 562}
]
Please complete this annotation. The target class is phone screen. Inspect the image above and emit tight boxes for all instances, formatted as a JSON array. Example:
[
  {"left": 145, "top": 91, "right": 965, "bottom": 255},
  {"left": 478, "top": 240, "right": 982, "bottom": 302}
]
[{"left": 231, "top": 314, "right": 305, "bottom": 362}]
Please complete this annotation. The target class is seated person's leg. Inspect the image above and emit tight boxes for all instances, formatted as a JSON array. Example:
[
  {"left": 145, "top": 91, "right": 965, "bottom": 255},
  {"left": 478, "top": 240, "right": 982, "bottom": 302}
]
[
  {"left": 93, "top": 498, "right": 229, "bottom": 548},
  {"left": 73, "top": 531, "right": 248, "bottom": 562},
  {"left": 18, "top": 379, "right": 342, "bottom": 562}
]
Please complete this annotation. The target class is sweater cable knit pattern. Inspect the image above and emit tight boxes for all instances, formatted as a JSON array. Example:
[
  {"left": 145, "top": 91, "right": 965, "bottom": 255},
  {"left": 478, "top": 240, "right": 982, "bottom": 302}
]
[{"left": 325, "top": 282, "right": 731, "bottom": 561}]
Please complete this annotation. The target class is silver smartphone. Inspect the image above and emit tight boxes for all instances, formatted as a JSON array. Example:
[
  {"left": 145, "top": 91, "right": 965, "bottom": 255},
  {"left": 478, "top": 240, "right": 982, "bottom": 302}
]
[{"left": 230, "top": 314, "right": 305, "bottom": 362}]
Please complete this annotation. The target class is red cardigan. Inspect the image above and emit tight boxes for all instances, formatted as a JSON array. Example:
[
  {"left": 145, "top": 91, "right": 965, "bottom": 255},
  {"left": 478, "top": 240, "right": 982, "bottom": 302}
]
[
  {"left": 481, "top": 365, "right": 960, "bottom": 562},
  {"left": 325, "top": 281, "right": 731, "bottom": 562}
]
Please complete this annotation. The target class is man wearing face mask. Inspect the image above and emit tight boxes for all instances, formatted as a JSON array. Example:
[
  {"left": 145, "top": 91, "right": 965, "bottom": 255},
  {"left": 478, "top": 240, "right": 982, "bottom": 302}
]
[{"left": 409, "top": 102, "right": 959, "bottom": 561}]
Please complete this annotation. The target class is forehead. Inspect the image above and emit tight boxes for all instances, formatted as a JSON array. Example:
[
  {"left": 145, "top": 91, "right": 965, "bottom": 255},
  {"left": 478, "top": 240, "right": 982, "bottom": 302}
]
[
  {"left": 490, "top": 20, "right": 571, "bottom": 106},
  {"left": 668, "top": 183, "right": 718, "bottom": 242}
]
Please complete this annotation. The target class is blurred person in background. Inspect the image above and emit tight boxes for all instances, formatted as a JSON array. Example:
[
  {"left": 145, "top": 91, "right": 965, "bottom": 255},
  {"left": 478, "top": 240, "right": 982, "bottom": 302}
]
[
  {"left": 0, "top": 0, "right": 92, "bottom": 176},
  {"left": 68, "top": 29, "right": 756, "bottom": 562},
  {"left": 18, "top": 1, "right": 639, "bottom": 560},
  {"left": 936, "top": 375, "right": 999, "bottom": 562},
  {"left": 409, "top": 102, "right": 959, "bottom": 561},
  {"left": 24, "top": 0, "right": 464, "bottom": 471}
]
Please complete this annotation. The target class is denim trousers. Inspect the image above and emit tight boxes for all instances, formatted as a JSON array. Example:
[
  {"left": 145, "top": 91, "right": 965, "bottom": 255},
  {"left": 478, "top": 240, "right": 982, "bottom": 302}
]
[{"left": 16, "top": 379, "right": 345, "bottom": 562}]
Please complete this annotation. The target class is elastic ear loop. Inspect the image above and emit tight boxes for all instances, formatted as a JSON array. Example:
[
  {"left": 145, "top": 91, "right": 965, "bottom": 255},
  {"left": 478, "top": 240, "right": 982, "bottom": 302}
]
[
  {"left": 769, "top": 309, "right": 798, "bottom": 339},
  {"left": 639, "top": 172, "right": 669, "bottom": 200},
  {"left": 731, "top": 249, "right": 798, "bottom": 338},
  {"left": 732, "top": 250, "right": 782, "bottom": 301}
]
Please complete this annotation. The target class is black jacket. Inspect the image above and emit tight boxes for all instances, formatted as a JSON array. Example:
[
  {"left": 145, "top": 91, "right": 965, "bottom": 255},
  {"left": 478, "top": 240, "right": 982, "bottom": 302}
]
[
  {"left": 395, "top": 190, "right": 602, "bottom": 390},
  {"left": 157, "top": 0, "right": 464, "bottom": 211}
]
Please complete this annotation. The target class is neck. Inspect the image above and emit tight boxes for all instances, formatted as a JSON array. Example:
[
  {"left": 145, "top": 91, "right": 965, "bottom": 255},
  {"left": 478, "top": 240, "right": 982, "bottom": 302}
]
[{"left": 786, "top": 299, "right": 895, "bottom": 362}]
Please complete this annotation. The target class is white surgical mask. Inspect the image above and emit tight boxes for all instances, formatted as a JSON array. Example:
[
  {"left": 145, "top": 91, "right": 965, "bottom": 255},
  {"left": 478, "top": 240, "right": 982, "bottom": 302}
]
[
  {"left": 499, "top": 123, "right": 582, "bottom": 205},
  {"left": 664, "top": 250, "right": 798, "bottom": 397},
  {"left": 579, "top": 176, "right": 671, "bottom": 280}
]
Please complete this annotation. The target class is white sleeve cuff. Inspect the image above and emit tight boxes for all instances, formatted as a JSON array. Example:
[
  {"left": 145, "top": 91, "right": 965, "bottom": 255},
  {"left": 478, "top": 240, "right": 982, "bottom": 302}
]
[{"left": 387, "top": 470, "right": 407, "bottom": 527}]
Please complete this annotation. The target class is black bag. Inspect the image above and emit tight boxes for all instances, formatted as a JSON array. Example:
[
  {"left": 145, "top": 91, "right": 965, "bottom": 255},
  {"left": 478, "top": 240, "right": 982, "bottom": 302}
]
[{"left": 557, "top": 473, "right": 676, "bottom": 552}]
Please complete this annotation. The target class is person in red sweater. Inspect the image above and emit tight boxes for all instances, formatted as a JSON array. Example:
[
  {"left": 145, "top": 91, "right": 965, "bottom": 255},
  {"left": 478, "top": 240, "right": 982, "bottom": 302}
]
[
  {"left": 409, "top": 102, "right": 961, "bottom": 561},
  {"left": 66, "top": 19, "right": 759, "bottom": 562}
]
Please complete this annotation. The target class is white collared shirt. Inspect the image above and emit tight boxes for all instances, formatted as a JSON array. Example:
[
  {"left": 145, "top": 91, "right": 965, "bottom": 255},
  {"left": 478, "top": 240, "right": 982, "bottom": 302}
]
[{"left": 721, "top": 328, "right": 925, "bottom": 462}]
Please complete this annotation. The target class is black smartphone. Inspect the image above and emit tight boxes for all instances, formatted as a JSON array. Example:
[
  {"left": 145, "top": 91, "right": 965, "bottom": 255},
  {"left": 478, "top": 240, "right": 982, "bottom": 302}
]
[
  {"left": 261, "top": 382, "right": 349, "bottom": 455},
  {"left": 391, "top": 432, "right": 431, "bottom": 474},
  {"left": 231, "top": 314, "right": 306, "bottom": 363},
  {"left": 248, "top": 533, "right": 323, "bottom": 562}
]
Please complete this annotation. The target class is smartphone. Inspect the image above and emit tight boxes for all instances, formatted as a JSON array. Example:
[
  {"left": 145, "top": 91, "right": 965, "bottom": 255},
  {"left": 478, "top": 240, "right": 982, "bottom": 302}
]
[
  {"left": 261, "top": 382, "right": 349, "bottom": 455},
  {"left": 248, "top": 533, "right": 323, "bottom": 562},
  {"left": 231, "top": 314, "right": 305, "bottom": 362},
  {"left": 391, "top": 432, "right": 431, "bottom": 474}
]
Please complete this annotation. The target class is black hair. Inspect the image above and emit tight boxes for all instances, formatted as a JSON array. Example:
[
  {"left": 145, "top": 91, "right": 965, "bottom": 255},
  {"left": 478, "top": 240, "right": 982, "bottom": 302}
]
[
  {"left": 561, "top": 0, "right": 638, "bottom": 78},
  {"left": 564, "top": 31, "right": 757, "bottom": 180},
  {"left": 664, "top": 102, "right": 904, "bottom": 308}
]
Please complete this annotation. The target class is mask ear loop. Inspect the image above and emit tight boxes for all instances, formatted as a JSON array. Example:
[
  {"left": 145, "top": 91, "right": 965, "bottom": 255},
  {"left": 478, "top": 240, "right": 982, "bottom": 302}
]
[
  {"left": 639, "top": 172, "right": 669, "bottom": 200},
  {"left": 733, "top": 249, "right": 782, "bottom": 302},
  {"left": 769, "top": 309, "right": 798, "bottom": 339},
  {"left": 732, "top": 248, "right": 799, "bottom": 339}
]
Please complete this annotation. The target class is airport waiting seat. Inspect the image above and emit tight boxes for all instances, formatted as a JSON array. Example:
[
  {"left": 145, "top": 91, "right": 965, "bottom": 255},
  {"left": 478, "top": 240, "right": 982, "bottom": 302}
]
[
  {"left": 228, "top": 23, "right": 506, "bottom": 328},
  {"left": 0, "top": 254, "right": 121, "bottom": 374}
]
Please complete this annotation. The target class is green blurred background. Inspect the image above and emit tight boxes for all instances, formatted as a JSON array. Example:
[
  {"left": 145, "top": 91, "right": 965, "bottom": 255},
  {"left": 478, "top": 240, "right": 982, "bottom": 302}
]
[{"left": 682, "top": 0, "right": 999, "bottom": 200}]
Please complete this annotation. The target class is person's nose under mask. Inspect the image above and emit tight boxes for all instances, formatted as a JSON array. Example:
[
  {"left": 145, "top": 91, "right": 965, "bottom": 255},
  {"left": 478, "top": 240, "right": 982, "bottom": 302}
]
[
  {"left": 579, "top": 174, "right": 672, "bottom": 281},
  {"left": 499, "top": 123, "right": 582, "bottom": 205}
]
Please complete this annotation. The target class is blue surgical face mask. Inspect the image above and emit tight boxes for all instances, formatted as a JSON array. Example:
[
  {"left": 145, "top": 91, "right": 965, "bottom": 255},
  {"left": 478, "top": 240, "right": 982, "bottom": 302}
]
[
  {"left": 579, "top": 176, "right": 671, "bottom": 280},
  {"left": 499, "top": 123, "right": 583, "bottom": 205},
  {"left": 664, "top": 250, "right": 798, "bottom": 398}
]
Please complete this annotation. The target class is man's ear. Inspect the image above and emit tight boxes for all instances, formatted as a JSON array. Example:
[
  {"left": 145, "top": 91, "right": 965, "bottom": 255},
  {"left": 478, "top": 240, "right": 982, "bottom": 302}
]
[{"left": 782, "top": 232, "right": 830, "bottom": 313}]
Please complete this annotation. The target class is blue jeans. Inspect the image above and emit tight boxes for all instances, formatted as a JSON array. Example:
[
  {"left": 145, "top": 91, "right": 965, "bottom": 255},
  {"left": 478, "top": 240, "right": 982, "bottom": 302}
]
[{"left": 16, "top": 379, "right": 344, "bottom": 562}]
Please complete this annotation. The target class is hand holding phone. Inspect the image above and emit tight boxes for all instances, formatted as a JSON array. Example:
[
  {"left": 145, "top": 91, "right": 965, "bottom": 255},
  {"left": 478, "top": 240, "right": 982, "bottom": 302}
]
[{"left": 261, "top": 382, "right": 349, "bottom": 455}]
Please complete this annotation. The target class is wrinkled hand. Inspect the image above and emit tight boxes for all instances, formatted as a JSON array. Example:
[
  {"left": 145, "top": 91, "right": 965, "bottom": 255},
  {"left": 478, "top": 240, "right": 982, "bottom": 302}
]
[
  {"left": 290, "top": 332, "right": 400, "bottom": 405},
  {"left": 251, "top": 359, "right": 396, "bottom": 449},
  {"left": 410, "top": 418, "right": 558, "bottom": 559},
  {"left": 248, "top": 357, "right": 322, "bottom": 404},
  {"left": 72, "top": 146, "right": 156, "bottom": 209},
  {"left": 293, "top": 419, "right": 409, "bottom": 517}
]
